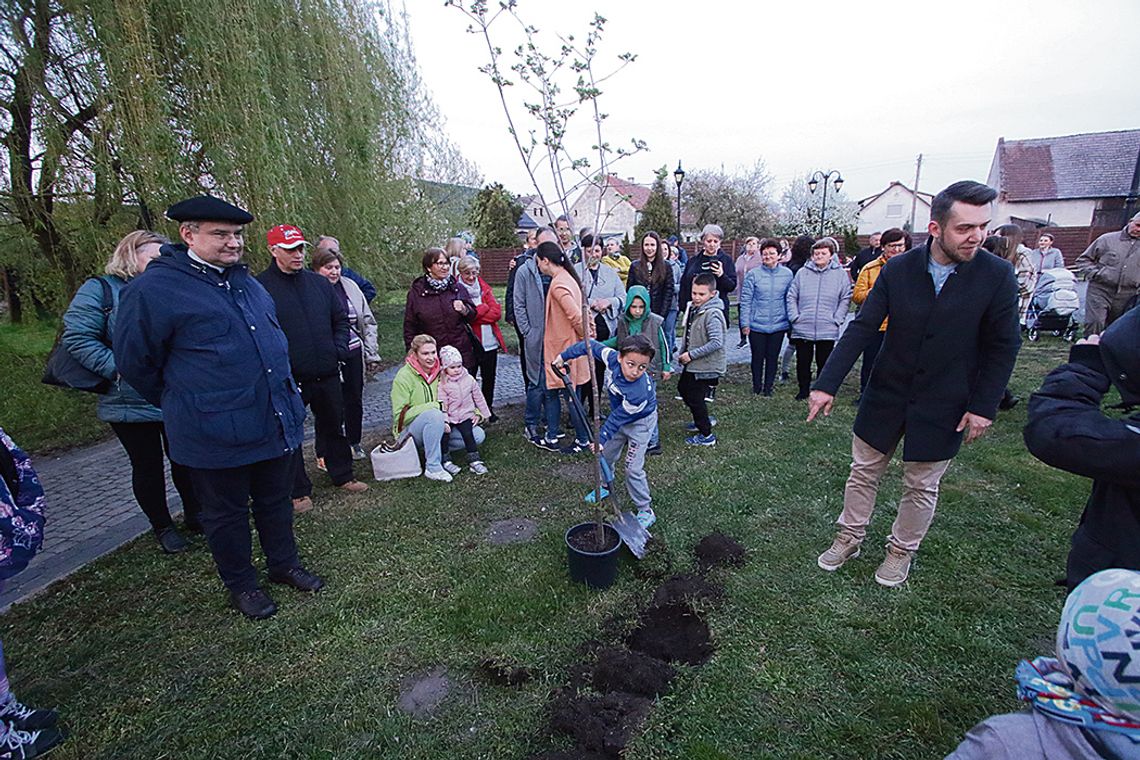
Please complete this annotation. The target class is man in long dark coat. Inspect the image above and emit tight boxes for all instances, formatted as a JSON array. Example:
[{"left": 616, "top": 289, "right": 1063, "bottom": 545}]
[{"left": 806, "top": 181, "right": 1021, "bottom": 587}]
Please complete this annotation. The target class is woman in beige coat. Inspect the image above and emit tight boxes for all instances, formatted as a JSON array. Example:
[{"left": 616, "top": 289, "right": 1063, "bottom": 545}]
[{"left": 534, "top": 242, "right": 592, "bottom": 452}]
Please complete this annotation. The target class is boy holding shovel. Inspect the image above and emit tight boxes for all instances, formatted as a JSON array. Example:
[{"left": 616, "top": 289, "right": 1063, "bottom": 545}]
[{"left": 553, "top": 334, "right": 659, "bottom": 529}]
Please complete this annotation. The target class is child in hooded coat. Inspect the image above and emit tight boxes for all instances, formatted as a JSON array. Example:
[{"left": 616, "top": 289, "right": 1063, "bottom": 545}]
[{"left": 604, "top": 285, "right": 672, "bottom": 453}]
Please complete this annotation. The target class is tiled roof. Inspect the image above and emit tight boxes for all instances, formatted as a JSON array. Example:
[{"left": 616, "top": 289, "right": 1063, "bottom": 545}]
[
  {"left": 605, "top": 175, "right": 652, "bottom": 210},
  {"left": 995, "top": 129, "right": 1140, "bottom": 202}
]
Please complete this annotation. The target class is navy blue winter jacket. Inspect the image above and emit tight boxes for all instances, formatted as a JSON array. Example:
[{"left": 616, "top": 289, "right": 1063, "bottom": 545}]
[
  {"left": 113, "top": 245, "right": 305, "bottom": 469},
  {"left": 560, "top": 340, "right": 657, "bottom": 445}
]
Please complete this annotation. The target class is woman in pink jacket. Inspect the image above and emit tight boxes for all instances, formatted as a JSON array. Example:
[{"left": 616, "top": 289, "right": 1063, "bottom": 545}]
[{"left": 535, "top": 242, "right": 592, "bottom": 453}]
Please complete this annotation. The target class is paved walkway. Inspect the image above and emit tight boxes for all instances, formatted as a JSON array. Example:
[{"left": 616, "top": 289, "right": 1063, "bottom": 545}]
[{"left": 1, "top": 339, "right": 753, "bottom": 611}]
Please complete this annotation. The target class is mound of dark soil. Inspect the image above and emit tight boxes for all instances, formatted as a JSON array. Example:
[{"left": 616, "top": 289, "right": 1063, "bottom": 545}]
[
  {"left": 477, "top": 658, "right": 534, "bottom": 687},
  {"left": 694, "top": 532, "right": 747, "bottom": 571},
  {"left": 652, "top": 573, "right": 723, "bottom": 607},
  {"left": 627, "top": 604, "right": 713, "bottom": 665},
  {"left": 530, "top": 751, "right": 610, "bottom": 760},
  {"left": 591, "top": 647, "right": 675, "bottom": 698},
  {"left": 549, "top": 691, "right": 652, "bottom": 757}
]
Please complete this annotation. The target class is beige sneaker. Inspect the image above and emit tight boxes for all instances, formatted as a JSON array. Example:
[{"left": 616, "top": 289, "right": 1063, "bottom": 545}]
[
  {"left": 339, "top": 480, "right": 369, "bottom": 494},
  {"left": 875, "top": 545, "right": 912, "bottom": 587},
  {"left": 817, "top": 533, "right": 861, "bottom": 571},
  {"left": 292, "top": 496, "right": 313, "bottom": 514}
]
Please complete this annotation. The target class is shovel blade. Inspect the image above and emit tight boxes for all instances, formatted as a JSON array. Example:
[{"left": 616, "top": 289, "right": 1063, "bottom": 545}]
[{"left": 610, "top": 511, "right": 651, "bottom": 559}]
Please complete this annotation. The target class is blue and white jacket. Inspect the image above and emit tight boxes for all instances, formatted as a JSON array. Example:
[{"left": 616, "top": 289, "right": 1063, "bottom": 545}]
[{"left": 560, "top": 340, "right": 657, "bottom": 445}]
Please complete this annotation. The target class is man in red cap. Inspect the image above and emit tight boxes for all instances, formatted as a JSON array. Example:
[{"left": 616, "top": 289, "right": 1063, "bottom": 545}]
[{"left": 258, "top": 225, "right": 369, "bottom": 512}]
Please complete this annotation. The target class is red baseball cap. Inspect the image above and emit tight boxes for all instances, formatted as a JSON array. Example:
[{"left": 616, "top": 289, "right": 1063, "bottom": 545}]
[{"left": 266, "top": 224, "right": 307, "bottom": 249}]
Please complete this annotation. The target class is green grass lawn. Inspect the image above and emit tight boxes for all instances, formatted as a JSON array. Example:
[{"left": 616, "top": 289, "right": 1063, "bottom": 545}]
[
  {"left": 0, "top": 320, "right": 107, "bottom": 453},
  {"left": 0, "top": 340, "right": 1084, "bottom": 758}
]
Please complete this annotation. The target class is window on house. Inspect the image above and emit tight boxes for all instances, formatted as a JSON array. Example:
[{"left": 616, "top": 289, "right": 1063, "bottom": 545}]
[{"left": 886, "top": 204, "right": 903, "bottom": 217}]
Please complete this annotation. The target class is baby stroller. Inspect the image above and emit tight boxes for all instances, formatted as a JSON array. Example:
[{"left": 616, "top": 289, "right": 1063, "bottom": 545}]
[{"left": 1026, "top": 267, "right": 1080, "bottom": 342}]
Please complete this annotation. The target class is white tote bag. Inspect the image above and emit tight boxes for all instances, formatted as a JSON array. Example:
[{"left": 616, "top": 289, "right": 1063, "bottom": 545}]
[{"left": 370, "top": 430, "right": 422, "bottom": 481}]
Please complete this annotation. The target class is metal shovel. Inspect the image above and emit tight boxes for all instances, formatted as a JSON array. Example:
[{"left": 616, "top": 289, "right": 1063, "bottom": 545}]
[{"left": 555, "top": 363, "right": 652, "bottom": 558}]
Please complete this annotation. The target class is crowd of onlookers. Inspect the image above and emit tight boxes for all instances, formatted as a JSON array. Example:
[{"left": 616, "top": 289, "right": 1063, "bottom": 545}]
[{"left": 6, "top": 187, "right": 1137, "bottom": 758}]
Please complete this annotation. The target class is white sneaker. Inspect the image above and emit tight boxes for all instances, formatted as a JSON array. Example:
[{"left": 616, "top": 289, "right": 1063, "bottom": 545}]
[
  {"left": 442, "top": 461, "right": 462, "bottom": 475},
  {"left": 424, "top": 468, "right": 453, "bottom": 483},
  {"left": 470, "top": 461, "right": 489, "bottom": 475},
  {"left": 351, "top": 444, "right": 366, "bottom": 460}
]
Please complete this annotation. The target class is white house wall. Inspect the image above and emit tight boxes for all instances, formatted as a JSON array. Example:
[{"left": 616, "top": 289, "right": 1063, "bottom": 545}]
[
  {"left": 568, "top": 184, "right": 639, "bottom": 240},
  {"left": 992, "top": 199, "right": 1097, "bottom": 228},
  {"left": 857, "top": 185, "right": 930, "bottom": 235}
]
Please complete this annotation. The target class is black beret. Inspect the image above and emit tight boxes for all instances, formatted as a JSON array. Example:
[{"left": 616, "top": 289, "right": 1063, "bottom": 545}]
[{"left": 165, "top": 196, "right": 254, "bottom": 224}]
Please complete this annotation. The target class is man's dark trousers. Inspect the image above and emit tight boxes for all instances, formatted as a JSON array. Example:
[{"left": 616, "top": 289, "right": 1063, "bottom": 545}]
[
  {"left": 188, "top": 453, "right": 299, "bottom": 593},
  {"left": 293, "top": 374, "right": 354, "bottom": 498}
]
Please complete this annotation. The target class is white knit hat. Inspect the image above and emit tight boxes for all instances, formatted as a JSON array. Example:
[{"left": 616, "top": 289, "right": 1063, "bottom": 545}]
[{"left": 439, "top": 345, "right": 463, "bottom": 369}]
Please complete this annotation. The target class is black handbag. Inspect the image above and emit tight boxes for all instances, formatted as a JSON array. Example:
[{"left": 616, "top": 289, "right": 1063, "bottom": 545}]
[{"left": 42, "top": 277, "right": 114, "bottom": 394}]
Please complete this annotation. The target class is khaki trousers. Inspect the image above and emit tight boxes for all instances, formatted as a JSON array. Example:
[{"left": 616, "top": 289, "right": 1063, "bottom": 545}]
[{"left": 836, "top": 434, "right": 952, "bottom": 552}]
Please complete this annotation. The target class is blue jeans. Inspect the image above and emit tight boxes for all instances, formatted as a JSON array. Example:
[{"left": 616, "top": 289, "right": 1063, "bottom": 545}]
[
  {"left": 524, "top": 373, "right": 545, "bottom": 430},
  {"left": 545, "top": 387, "right": 590, "bottom": 443},
  {"left": 406, "top": 409, "right": 485, "bottom": 471}
]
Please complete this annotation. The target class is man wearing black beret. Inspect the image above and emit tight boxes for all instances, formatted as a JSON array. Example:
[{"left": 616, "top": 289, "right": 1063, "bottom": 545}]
[{"left": 114, "top": 196, "right": 325, "bottom": 620}]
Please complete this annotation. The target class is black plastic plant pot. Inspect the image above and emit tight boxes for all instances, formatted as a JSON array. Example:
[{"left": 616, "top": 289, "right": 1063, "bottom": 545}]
[{"left": 565, "top": 522, "right": 622, "bottom": 590}]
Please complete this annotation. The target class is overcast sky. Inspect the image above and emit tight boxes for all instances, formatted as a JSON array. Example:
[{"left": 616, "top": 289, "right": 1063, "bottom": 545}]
[{"left": 403, "top": 0, "right": 1138, "bottom": 205}]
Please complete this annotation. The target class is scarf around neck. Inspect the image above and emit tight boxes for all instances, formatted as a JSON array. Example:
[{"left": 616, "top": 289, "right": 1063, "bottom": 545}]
[
  {"left": 425, "top": 273, "right": 453, "bottom": 292},
  {"left": 1016, "top": 658, "right": 1140, "bottom": 742},
  {"left": 405, "top": 354, "right": 441, "bottom": 385}
]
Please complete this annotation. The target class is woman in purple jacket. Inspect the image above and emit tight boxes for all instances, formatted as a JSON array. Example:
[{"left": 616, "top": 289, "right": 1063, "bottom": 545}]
[{"left": 403, "top": 247, "right": 477, "bottom": 371}]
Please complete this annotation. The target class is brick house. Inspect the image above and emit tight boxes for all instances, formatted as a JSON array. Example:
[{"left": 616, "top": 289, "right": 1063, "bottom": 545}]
[{"left": 986, "top": 129, "right": 1140, "bottom": 229}]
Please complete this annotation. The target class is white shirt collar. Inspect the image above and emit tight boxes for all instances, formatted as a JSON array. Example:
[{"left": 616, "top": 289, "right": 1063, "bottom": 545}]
[{"left": 187, "top": 248, "right": 225, "bottom": 273}]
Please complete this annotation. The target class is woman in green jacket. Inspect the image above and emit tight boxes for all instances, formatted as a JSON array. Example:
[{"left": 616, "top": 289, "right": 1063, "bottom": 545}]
[{"left": 391, "top": 334, "right": 485, "bottom": 483}]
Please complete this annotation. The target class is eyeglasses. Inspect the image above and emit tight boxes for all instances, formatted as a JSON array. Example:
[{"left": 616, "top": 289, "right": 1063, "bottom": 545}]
[{"left": 884, "top": 242, "right": 908, "bottom": 250}]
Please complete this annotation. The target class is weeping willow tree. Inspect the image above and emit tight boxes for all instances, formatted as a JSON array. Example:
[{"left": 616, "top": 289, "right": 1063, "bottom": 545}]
[{"left": 0, "top": 0, "right": 476, "bottom": 315}]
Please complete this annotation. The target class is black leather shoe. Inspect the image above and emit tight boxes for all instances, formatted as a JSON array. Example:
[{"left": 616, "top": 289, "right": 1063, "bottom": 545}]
[
  {"left": 269, "top": 566, "right": 325, "bottom": 593},
  {"left": 231, "top": 588, "right": 278, "bottom": 620},
  {"left": 998, "top": 395, "right": 1021, "bottom": 410},
  {"left": 157, "top": 527, "right": 189, "bottom": 554}
]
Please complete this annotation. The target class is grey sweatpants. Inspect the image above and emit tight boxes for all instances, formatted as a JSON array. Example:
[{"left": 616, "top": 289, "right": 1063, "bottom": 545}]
[{"left": 602, "top": 411, "right": 656, "bottom": 510}]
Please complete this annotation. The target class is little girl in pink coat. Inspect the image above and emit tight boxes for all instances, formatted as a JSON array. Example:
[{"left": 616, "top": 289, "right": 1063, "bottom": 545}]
[{"left": 438, "top": 345, "right": 492, "bottom": 475}]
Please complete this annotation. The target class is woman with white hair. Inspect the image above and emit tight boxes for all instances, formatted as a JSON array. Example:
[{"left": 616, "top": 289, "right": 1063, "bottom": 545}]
[
  {"left": 679, "top": 223, "right": 737, "bottom": 334},
  {"left": 455, "top": 255, "right": 506, "bottom": 420},
  {"left": 61, "top": 230, "right": 201, "bottom": 553}
]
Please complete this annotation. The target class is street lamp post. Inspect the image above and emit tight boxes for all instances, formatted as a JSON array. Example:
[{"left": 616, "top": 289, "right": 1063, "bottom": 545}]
[
  {"left": 674, "top": 161, "right": 685, "bottom": 242},
  {"left": 808, "top": 170, "right": 844, "bottom": 237}
]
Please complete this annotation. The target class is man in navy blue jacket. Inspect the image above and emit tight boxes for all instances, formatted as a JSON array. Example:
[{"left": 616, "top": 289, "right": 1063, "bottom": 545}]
[{"left": 115, "top": 196, "right": 323, "bottom": 620}]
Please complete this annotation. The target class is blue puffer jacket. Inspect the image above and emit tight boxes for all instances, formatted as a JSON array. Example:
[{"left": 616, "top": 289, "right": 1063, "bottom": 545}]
[
  {"left": 740, "top": 264, "right": 793, "bottom": 333},
  {"left": 113, "top": 245, "right": 305, "bottom": 469},
  {"left": 61, "top": 275, "right": 162, "bottom": 424}
]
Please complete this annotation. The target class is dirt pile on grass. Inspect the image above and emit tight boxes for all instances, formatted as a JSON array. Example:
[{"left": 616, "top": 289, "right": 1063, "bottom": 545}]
[
  {"left": 523, "top": 532, "right": 744, "bottom": 758},
  {"left": 694, "top": 531, "right": 747, "bottom": 571}
]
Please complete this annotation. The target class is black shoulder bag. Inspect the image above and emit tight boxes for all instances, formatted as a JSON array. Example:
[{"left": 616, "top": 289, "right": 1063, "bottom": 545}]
[{"left": 42, "top": 277, "right": 115, "bottom": 393}]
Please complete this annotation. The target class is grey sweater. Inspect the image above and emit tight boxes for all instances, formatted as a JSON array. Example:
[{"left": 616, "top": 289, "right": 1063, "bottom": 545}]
[{"left": 680, "top": 297, "right": 727, "bottom": 379}]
